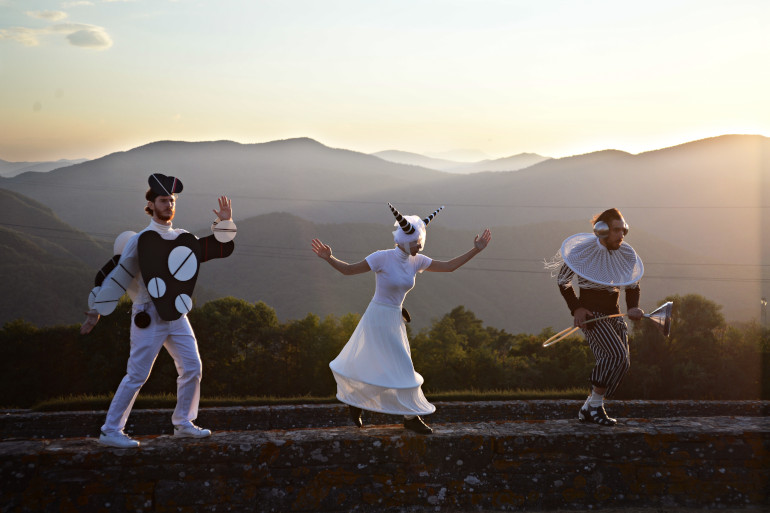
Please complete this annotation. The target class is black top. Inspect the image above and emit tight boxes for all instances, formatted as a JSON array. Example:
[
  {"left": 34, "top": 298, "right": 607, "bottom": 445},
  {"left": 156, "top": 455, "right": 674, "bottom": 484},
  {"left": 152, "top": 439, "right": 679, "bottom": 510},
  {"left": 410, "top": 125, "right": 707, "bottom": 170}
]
[{"left": 558, "top": 264, "right": 640, "bottom": 315}]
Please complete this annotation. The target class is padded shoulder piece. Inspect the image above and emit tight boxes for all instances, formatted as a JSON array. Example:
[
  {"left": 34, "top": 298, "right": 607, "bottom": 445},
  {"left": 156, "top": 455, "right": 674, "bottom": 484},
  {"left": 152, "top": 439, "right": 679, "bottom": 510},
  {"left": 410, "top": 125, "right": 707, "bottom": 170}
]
[
  {"left": 91, "top": 255, "right": 139, "bottom": 315},
  {"left": 198, "top": 234, "right": 235, "bottom": 263},
  {"left": 94, "top": 255, "right": 121, "bottom": 286},
  {"left": 138, "top": 231, "right": 202, "bottom": 321},
  {"left": 88, "top": 286, "right": 101, "bottom": 310}
]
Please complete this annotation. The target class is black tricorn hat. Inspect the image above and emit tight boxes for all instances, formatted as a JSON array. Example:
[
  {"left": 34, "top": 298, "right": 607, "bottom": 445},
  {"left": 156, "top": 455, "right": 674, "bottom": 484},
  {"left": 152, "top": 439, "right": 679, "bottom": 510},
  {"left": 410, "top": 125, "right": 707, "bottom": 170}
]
[{"left": 148, "top": 173, "right": 183, "bottom": 196}]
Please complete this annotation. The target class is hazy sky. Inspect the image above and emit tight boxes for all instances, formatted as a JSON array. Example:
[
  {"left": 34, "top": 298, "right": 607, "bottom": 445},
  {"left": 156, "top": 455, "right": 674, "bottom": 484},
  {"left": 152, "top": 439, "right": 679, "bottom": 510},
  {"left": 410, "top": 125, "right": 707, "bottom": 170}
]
[{"left": 1, "top": 0, "right": 768, "bottom": 162}]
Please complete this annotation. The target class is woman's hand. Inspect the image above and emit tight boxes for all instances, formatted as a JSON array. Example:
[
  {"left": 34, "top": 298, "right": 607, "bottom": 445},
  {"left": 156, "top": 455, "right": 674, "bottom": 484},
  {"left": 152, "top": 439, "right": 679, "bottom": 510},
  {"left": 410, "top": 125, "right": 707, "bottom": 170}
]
[
  {"left": 311, "top": 238, "right": 332, "bottom": 260},
  {"left": 474, "top": 229, "right": 491, "bottom": 250}
]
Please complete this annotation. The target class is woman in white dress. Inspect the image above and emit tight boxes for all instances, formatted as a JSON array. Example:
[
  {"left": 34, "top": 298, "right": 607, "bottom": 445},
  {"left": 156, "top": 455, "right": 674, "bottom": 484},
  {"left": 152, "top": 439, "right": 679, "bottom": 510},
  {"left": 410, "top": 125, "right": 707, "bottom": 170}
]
[{"left": 311, "top": 203, "right": 491, "bottom": 434}]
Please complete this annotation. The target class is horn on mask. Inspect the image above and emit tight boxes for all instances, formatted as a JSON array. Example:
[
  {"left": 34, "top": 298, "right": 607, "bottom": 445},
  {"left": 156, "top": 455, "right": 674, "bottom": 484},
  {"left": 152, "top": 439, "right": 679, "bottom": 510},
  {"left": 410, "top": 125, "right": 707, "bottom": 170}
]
[
  {"left": 388, "top": 203, "right": 415, "bottom": 234},
  {"left": 423, "top": 206, "right": 444, "bottom": 227}
]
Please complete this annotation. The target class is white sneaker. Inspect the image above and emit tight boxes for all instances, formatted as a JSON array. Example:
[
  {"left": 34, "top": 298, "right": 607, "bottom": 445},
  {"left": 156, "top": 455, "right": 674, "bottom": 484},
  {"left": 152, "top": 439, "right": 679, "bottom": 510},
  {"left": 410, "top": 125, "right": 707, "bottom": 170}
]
[
  {"left": 99, "top": 430, "right": 140, "bottom": 448},
  {"left": 173, "top": 423, "right": 212, "bottom": 438}
]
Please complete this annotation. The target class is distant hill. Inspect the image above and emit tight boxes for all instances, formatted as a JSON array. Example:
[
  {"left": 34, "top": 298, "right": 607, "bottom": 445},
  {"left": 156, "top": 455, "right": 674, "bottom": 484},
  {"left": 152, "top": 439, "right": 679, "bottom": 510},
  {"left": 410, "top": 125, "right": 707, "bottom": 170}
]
[
  {"left": 194, "top": 212, "right": 746, "bottom": 334},
  {"left": 372, "top": 150, "right": 551, "bottom": 173},
  {"left": 0, "top": 189, "right": 756, "bottom": 331},
  {"left": 0, "top": 158, "right": 88, "bottom": 177},
  {"left": 371, "top": 150, "right": 462, "bottom": 171},
  {"left": 0, "top": 137, "right": 447, "bottom": 241},
  {"left": 445, "top": 153, "right": 551, "bottom": 173},
  {"left": 1, "top": 134, "right": 767, "bottom": 324},
  {"left": 0, "top": 189, "right": 108, "bottom": 327}
]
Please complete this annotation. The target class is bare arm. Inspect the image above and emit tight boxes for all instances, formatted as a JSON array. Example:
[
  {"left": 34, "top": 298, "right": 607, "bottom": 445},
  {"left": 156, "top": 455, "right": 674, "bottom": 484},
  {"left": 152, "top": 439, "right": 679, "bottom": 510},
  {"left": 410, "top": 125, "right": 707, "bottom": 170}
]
[
  {"left": 80, "top": 310, "right": 100, "bottom": 335},
  {"left": 427, "top": 229, "right": 491, "bottom": 272},
  {"left": 311, "top": 238, "right": 371, "bottom": 275}
]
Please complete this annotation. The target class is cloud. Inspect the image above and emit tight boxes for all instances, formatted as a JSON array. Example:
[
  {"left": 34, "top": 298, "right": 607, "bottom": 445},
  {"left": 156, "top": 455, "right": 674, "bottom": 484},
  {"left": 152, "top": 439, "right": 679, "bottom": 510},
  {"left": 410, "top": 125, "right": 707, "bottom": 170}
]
[
  {"left": 0, "top": 23, "right": 113, "bottom": 50},
  {"left": 62, "top": 1, "right": 94, "bottom": 6},
  {"left": 52, "top": 23, "right": 113, "bottom": 49},
  {"left": 0, "top": 27, "right": 41, "bottom": 46},
  {"left": 66, "top": 27, "right": 112, "bottom": 48},
  {"left": 26, "top": 10, "right": 69, "bottom": 21}
]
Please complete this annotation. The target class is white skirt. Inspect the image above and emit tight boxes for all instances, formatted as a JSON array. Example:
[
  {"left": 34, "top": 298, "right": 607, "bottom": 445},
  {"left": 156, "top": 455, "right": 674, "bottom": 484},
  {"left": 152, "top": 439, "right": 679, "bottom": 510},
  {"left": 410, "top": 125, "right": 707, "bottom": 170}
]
[{"left": 329, "top": 300, "right": 436, "bottom": 416}]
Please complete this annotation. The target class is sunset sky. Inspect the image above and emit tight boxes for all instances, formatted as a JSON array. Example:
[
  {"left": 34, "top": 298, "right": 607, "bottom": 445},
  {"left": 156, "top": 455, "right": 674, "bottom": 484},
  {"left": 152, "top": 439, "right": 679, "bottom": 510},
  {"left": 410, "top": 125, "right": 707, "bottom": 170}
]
[{"left": 1, "top": 0, "right": 768, "bottom": 162}]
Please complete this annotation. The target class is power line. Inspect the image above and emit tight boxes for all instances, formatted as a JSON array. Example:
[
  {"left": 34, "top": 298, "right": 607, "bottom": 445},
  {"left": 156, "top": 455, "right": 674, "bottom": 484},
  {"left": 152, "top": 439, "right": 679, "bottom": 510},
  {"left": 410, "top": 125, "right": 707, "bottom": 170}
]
[
  {"left": 4, "top": 221, "right": 770, "bottom": 283},
  {"left": 3, "top": 220, "right": 770, "bottom": 269},
  {"left": 5, "top": 179, "right": 770, "bottom": 209}
]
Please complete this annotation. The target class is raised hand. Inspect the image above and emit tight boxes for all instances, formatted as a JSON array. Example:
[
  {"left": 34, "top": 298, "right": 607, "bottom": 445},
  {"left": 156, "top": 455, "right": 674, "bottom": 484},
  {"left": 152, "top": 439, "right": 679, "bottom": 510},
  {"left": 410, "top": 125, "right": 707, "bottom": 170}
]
[
  {"left": 474, "top": 229, "right": 492, "bottom": 250},
  {"left": 311, "top": 238, "right": 332, "bottom": 260},
  {"left": 213, "top": 196, "right": 232, "bottom": 221}
]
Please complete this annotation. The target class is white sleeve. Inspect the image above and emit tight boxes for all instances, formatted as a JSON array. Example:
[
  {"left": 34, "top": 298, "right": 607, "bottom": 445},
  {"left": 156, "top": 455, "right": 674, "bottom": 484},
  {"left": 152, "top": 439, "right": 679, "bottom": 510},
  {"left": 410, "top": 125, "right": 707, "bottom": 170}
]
[
  {"left": 365, "top": 250, "right": 387, "bottom": 272},
  {"left": 90, "top": 234, "right": 141, "bottom": 315},
  {"left": 415, "top": 254, "right": 432, "bottom": 273}
]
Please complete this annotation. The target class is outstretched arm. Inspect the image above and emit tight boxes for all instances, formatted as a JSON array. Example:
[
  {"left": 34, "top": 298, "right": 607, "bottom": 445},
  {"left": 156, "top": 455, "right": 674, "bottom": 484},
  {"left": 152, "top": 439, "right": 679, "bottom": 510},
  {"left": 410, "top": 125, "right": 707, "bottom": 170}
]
[
  {"left": 311, "top": 238, "right": 371, "bottom": 275},
  {"left": 426, "top": 229, "right": 491, "bottom": 272}
]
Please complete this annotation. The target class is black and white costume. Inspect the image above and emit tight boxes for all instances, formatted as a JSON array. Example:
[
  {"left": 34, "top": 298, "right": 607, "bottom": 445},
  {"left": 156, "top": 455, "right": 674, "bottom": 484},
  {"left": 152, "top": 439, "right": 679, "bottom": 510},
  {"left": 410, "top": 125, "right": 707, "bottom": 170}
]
[
  {"left": 548, "top": 232, "right": 644, "bottom": 399},
  {"left": 557, "top": 264, "right": 639, "bottom": 398},
  {"left": 88, "top": 174, "right": 234, "bottom": 439}
]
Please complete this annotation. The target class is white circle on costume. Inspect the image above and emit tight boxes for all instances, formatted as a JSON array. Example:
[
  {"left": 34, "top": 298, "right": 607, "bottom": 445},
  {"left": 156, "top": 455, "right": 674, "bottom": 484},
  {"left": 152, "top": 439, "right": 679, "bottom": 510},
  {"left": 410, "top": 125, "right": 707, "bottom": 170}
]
[
  {"left": 148, "top": 277, "right": 166, "bottom": 298},
  {"left": 212, "top": 219, "right": 237, "bottom": 243},
  {"left": 168, "top": 246, "right": 198, "bottom": 281},
  {"left": 175, "top": 294, "right": 193, "bottom": 314},
  {"left": 113, "top": 231, "right": 137, "bottom": 255}
]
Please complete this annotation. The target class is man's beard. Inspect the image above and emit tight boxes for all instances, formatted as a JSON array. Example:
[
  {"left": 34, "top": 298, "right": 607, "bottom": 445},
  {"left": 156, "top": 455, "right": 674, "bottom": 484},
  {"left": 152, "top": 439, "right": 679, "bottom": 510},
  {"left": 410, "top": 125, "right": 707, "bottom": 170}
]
[{"left": 156, "top": 210, "right": 175, "bottom": 222}]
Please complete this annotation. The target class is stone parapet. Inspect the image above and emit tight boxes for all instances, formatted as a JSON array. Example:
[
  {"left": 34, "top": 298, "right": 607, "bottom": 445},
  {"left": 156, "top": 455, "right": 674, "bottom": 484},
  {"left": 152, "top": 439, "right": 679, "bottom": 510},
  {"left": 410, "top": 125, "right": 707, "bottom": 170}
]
[
  {"left": 0, "top": 411, "right": 768, "bottom": 512},
  {"left": 1, "top": 400, "right": 768, "bottom": 440}
]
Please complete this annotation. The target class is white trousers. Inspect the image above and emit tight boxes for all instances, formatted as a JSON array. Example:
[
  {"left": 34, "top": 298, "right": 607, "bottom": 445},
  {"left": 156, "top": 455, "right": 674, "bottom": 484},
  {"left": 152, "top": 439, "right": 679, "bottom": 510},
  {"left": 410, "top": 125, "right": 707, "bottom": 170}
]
[{"left": 101, "top": 302, "right": 202, "bottom": 434}]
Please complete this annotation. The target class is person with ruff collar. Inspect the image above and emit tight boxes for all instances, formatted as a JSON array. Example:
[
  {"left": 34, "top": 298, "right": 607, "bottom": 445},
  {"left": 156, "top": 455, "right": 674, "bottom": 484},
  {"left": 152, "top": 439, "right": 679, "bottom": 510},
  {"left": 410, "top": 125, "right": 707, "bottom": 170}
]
[
  {"left": 546, "top": 208, "right": 644, "bottom": 426},
  {"left": 312, "top": 203, "right": 491, "bottom": 434}
]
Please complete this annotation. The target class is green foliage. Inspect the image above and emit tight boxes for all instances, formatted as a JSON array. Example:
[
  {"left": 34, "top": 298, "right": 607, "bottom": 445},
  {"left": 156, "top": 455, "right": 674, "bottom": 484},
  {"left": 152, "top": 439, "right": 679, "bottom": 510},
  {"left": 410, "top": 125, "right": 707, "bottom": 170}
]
[
  {"left": 620, "top": 293, "right": 765, "bottom": 400},
  {"left": 0, "top": 294, "right": 765, "bottom": 409}
]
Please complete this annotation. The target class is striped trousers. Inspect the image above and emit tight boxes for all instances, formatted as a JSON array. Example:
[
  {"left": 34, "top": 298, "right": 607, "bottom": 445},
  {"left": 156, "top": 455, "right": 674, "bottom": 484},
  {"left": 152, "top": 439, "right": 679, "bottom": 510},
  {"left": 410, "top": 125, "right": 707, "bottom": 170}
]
[{"left": 584, "top": 314, "right": 630, "bottom": 398}]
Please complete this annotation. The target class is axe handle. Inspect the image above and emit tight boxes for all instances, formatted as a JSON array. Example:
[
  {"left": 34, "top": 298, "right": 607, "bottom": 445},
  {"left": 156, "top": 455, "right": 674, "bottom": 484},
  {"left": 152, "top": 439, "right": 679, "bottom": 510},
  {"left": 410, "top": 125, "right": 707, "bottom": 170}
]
[
  {"left": 542, "top": 326, "right": 580, "bottom": 347},
  {"left": 542, "top": 313, "right": 626, "bottom": 348},
  {"left": 580, "top": 313, "right": 626, "bottom": 325}
]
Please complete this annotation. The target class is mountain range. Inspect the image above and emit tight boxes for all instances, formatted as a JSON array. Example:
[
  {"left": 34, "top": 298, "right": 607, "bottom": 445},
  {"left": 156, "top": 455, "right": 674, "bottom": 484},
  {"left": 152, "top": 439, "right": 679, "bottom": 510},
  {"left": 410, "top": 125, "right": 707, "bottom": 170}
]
[
  {"left": 0, "top": 134, "right": 767, "bottom": 330},
  {"left": 0, "top": 158, "right": 88, "bottom": 178},
  {"left": 371, "top": 150, "right": 550, "bottom": 173},
  {"left": 0, "top": 191, "right": 731, "bottom": 334}
]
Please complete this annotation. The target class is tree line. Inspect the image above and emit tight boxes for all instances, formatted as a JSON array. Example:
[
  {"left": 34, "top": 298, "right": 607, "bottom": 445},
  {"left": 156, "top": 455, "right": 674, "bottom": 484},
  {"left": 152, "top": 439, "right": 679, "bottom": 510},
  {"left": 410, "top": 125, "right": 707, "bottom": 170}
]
[{"left": 1, "top": 293, "right": 767, "bottom": 408}]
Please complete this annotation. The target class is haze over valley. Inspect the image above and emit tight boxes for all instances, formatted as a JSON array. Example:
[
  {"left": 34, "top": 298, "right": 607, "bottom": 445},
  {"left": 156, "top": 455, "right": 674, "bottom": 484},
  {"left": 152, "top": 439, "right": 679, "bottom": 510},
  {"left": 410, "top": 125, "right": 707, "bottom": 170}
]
[{"left": 1, "top": 134, "right": 767, "bottom": 333}]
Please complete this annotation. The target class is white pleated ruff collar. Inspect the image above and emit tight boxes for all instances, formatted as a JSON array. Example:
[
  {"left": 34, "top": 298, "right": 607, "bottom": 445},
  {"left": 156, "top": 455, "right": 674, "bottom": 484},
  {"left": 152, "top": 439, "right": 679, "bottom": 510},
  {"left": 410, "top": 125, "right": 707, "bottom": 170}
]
[{"left": 547, "top": 233, "right": 644, "bottom": 289}]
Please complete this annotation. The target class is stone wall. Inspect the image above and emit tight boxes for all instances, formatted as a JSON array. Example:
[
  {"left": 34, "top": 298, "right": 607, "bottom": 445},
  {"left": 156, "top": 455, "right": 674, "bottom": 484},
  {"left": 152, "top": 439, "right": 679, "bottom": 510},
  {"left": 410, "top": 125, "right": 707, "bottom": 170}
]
[
  {"left": 1, "top": 402, "right": 768, "bottom": 512},
  {"left": 2, "top": 400, "right": 767, "bottom": 439}
]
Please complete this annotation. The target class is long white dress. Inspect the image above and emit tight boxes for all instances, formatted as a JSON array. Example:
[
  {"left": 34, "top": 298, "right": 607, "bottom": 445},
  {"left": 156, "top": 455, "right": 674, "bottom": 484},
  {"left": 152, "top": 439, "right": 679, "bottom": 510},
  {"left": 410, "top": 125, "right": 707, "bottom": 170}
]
[{"left": 329, "top": 248, "right": 436, "bottom": 415}]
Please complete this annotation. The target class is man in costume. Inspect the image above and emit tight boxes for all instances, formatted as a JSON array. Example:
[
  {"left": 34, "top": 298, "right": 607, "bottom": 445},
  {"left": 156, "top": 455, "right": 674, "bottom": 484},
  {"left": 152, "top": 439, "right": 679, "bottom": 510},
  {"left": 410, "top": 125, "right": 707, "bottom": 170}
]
[
  {"left": 81, "top": 173, "right": 236, "bottom": 448},
  {"left": 547, "top": 208, "right": 643, "bottom": 426},
  {"left": 311, "top": 203, "right": 491, "bottom": 434}
]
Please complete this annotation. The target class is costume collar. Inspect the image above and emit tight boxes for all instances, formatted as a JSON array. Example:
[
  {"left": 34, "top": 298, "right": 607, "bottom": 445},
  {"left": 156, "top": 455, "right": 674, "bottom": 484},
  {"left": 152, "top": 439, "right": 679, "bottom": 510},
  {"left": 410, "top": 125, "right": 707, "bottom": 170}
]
[
  {"left": 549, "top": 232, "right": 644, "bottom": 288},
  {"left": 149, "top": 219, "right": 174, "bottom": 233},
  {"left": 395, "top": 246, "right": 410, "bottom": 261}
]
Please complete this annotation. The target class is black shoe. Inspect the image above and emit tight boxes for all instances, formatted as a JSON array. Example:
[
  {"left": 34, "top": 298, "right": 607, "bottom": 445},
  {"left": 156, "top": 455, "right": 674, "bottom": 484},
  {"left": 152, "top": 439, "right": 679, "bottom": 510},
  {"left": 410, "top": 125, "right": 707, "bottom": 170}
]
[
  {"left": 349, "top": 406, "right": 363, "bottom": 428},
  {"left": 579, "top": 404, "right": 616, "bottom": 426},
  {"left": 404, "top": 416, "right": 433, "bottom": 434}
]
